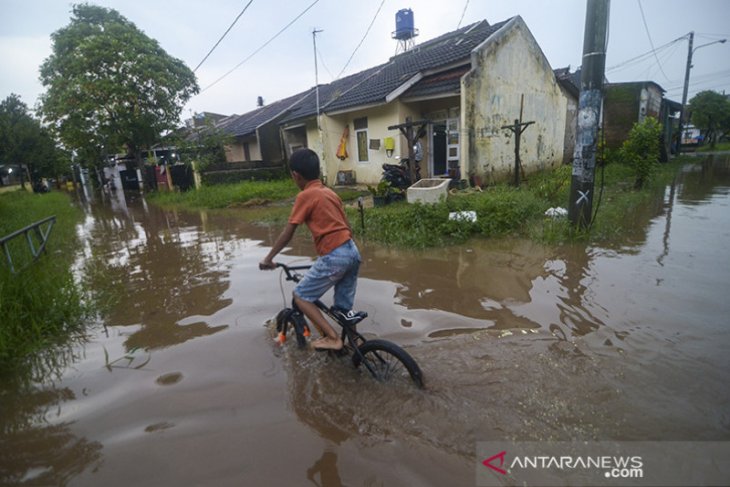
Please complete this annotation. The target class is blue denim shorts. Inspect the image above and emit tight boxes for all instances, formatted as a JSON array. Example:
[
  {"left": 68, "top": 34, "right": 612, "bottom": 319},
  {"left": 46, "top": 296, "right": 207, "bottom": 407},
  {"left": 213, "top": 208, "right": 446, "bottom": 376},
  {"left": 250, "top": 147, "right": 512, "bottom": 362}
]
[{"left": 294, "top": 240, "right": 361, "bottom": 310}]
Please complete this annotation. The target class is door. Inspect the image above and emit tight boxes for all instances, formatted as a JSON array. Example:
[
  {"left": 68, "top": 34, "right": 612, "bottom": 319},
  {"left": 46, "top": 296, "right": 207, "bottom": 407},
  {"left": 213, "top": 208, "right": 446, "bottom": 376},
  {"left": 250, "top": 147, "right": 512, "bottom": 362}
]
[{"left": 432, "top": 123, "right": 447, "bottom": 176}]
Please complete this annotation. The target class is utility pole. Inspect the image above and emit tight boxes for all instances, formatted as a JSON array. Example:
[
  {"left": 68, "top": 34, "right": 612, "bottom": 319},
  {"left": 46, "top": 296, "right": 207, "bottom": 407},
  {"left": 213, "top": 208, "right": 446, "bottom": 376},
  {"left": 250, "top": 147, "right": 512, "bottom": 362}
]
[
  {"left": 677, "top": 33, "right": 726, "bottom": 153},
  {"left": 312, "top": 29, "right": 323, "bottom": 130},
  {"left": 677, "top": 31, "right": 694, "bottom": 154},
  {"left": 568, "top": 0, "right": 610, "bottom": 229}
]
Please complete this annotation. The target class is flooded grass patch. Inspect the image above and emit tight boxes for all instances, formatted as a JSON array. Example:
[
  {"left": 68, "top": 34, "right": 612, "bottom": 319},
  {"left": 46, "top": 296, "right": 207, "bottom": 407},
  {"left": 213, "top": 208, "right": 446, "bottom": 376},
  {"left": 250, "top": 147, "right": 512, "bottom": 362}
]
[
  {"left": 148, "top": 178, "right": 299, "bottom": 209},
  {"left": 0, "top": 190, "right": 89, "bottom": 368},
  {"left": 349, "top": 185, "right": 545, "bottom": 248},
  {"left": 145, "top": 159, "right": 693, "bottom": 249},
  {"left": 349, "top": 159, "right": 691, "bottom": 248}
]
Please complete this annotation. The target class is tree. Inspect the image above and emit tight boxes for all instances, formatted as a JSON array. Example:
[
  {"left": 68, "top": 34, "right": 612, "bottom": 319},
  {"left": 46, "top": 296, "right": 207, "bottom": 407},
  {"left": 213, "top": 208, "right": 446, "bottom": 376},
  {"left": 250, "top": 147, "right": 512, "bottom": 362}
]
[
  {"left": 688, "top": 90, "right": 730, "bottom": 148},
  {"left": 0, "top": 94, "right": 67, "bottom": 188},
  {"left": 169, "top": 120, "right": 232, "bottom": 172},
  {"left": 39, "top": 4, "right": 199, "bottom": 170}
]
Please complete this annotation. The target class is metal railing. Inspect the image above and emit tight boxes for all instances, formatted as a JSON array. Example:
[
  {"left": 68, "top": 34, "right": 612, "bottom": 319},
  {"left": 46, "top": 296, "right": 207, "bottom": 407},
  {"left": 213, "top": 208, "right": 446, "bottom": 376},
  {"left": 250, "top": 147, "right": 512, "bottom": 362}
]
[{"left": 0, "top": 216, "right": 56, "bottom": 274}]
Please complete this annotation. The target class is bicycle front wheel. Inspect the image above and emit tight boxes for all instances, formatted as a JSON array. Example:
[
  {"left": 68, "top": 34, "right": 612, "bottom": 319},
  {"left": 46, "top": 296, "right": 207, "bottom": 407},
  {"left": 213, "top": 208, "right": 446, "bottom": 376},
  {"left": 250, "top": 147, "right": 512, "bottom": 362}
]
[{"left": 352, "top": 339, "right": 424, "bottom": 388}]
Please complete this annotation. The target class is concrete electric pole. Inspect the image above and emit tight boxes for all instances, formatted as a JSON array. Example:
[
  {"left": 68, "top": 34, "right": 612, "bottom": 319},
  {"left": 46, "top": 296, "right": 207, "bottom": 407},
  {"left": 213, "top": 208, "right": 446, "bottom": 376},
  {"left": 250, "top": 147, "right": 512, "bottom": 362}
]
[{"left": 568, "top": 0, "right": 610, "bottom": 229}]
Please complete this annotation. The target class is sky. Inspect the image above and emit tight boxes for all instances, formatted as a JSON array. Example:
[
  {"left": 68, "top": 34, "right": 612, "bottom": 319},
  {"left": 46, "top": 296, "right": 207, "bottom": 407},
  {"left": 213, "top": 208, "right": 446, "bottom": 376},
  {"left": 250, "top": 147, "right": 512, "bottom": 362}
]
[{"left": 1, "top": 0, "right": 729, "bottom": 122}]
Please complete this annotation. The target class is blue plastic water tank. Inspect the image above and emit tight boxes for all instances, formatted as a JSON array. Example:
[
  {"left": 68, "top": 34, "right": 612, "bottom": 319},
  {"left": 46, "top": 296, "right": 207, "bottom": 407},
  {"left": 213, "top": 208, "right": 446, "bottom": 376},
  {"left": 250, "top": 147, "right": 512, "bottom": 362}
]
[{"left": 394, "top": 9, "right": 414, "bottom": 40}]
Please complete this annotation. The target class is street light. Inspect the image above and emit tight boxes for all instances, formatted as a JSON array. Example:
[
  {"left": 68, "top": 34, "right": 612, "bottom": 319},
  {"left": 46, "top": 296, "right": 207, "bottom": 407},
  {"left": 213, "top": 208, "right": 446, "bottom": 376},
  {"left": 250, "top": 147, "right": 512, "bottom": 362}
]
[{"left": 678, "top": 32, "right": 727, "bottom": 152}]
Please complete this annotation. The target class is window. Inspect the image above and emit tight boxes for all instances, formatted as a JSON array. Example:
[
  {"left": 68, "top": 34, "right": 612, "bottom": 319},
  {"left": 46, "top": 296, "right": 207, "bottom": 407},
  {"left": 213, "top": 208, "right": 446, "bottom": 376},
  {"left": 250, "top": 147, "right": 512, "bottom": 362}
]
[
  {"left": 243, "top": 142, "right": 251, "bottom": 161},
  {"left": 354, "top": 117, "right": 369, "bottom": 162}
]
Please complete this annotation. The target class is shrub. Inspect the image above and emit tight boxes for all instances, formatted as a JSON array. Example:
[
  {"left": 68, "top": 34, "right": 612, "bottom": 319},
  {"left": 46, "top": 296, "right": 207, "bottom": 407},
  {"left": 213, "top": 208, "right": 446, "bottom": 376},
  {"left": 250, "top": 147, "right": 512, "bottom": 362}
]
[{"left": 618, "top": 117, "right": 662, "bottom": 188}]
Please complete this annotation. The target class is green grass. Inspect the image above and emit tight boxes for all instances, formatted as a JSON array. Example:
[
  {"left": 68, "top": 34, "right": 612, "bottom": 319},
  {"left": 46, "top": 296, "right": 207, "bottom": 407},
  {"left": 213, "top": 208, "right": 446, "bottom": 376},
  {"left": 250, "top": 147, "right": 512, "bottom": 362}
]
[
  {"left": 148, "top": 179, "right": 299, "bottom": 209},
  {"left": 145, "top": 160, "right": 692, "bottom": 250},
  {"left": 0, "top": 189, "right": 88, "bottom": 368},
  {"left": 348, "top": 159, "right": 690, "bottom": 249},
  {"left": 697, "top": 141, "right": 730, "bottom": 152},
  {"left": 350, "top": 182, "right": 548, "bottom": 249}
]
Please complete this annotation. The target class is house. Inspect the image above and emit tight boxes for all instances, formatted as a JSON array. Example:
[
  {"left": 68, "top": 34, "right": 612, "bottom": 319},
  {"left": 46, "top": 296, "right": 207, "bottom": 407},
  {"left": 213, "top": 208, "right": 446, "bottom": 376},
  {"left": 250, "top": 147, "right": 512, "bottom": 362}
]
[
  {"left": 217, "top": 16, "right": 569, "bottom": 187},
  {"left": 554, "top": 67, "right": 581, "bottom": 165},
  {"left": 603, "top": 81, "right": 681, "bottom": 159},
  {"left": 219, "top": 92, "right": 312, "bottom": 164}
]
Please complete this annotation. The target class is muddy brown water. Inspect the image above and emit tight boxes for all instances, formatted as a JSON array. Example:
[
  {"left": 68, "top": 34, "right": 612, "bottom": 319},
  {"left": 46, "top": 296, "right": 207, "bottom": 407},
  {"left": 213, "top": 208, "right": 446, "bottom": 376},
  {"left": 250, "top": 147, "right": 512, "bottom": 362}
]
[{"left": 2, "top": 158, "right": 729, "bottom": 486}]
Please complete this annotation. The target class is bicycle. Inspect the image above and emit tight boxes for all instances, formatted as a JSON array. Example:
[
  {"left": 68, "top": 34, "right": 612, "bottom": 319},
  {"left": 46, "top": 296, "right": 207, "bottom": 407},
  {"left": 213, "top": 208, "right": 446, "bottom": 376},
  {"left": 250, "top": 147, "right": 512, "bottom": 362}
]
[{"left": 271, "top": 263, "right": 424, "bottom": 388}]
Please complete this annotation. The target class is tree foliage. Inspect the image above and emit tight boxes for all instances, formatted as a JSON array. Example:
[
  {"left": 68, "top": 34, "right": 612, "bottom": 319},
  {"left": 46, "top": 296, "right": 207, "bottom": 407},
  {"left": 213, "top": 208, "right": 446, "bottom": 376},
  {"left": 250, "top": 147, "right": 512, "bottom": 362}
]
[
  {"left": 39, "top": 4, "right": 199, "bottom": 169},
  {"left": 618, "top": 116, "right": 662, "bottom": 189},
  {"left": 169, "top": 120, "right": 233, "bottom": 172},
  {"left": 0, "top": 94, "right": 69, "bottom": 186},
  {"left": 688, "top": 90, "right": 730, "bottom": 148}
]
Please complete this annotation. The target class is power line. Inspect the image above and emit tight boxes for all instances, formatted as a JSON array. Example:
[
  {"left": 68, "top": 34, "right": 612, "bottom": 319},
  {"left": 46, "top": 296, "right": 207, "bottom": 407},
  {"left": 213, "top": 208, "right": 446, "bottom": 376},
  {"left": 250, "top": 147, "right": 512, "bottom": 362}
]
[
  {"left": 194, "top": 0, "right": 255, "bottom": 73},
  {"left": 606, "top": 36, "right": 684, "bottom": 72},
  {"left": 664, "top": 69, "right": 730, "bottom": 91},
  {"left": 201, "top": 0, "right": 321, "bottom": 93},
  {"left": 457, "top": 0, "right": 470, "bottom": 29},
  {"left": 636, "top": 0, "right": 670, "bottom": 82},
  {"left": 316, "top": 45, "right": 335, "bottom": 82},
  {"left": 696, "top": 32, "right": 730, "bottom": 38},
  {"left": 336, "top": 0, "right": 386, "bottom": 79}
]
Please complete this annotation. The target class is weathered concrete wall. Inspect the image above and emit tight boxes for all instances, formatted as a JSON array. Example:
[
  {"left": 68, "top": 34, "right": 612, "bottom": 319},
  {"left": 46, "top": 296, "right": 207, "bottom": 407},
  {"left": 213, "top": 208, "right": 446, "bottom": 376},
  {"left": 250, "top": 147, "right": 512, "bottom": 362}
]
[
  {"left": 224, "top": 135, "right": 261, "bottom": 163},
  {"left": 639, "top": 84, "right": 663, "bottom": 121},
  {"left": 318, "top": 102, "right": 418, "bottom": 186},
  {"left": 462, "top": 16, "right": 567, "bottom": 184},
  {"left": 604, "top": 82, "right": 665, "bottom": 149},
  {"left": 561, "top": 86, "right": 578, "bottom": 164}
]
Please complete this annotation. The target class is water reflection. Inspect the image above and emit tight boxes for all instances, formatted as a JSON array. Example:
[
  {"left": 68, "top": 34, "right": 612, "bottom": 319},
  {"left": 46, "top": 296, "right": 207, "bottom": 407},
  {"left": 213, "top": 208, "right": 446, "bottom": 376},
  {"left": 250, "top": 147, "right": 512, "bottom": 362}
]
[
  {"left": 679, "top": 156, "right": 730, "bottom": 204},
  {"left": 0, "top": 386, "right": 102, "bottom": 484},
  {"left": 306, "top": 450, "right": 344, "bottom": 487},
  {"left": 361, "top": 240, "right": 551, "bottom": 332},
  {"left": 3, "top": 157, "right": 728, "bottom": 485},
  {"left": 78, "top": 194, "right": 259, "bottom": 351}
]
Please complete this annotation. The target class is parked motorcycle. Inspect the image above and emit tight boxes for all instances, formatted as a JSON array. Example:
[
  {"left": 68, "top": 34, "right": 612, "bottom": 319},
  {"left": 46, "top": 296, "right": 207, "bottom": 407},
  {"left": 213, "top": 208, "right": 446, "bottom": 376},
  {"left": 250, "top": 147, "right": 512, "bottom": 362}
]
[{"left": 381, "top": 157, "right": 420, "bottom": 190}]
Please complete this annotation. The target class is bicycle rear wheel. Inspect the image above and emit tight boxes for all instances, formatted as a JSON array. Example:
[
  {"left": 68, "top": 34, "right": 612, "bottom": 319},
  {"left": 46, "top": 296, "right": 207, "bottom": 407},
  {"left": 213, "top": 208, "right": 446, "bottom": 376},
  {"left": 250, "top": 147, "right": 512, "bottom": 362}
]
[{"left": 352, "top": 339, "right": 424, "bottom": 388}]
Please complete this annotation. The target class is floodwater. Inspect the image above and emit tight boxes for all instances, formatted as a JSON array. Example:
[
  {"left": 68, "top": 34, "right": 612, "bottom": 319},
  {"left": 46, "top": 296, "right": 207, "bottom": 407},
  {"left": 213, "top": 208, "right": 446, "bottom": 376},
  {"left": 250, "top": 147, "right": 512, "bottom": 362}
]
[{"left": 1, "top": 157, "right": 729, "bottom": 486}]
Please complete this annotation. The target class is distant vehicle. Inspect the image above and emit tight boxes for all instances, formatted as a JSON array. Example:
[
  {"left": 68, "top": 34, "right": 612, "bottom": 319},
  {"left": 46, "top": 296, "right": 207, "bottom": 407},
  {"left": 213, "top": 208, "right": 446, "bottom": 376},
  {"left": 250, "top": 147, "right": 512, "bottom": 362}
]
[{"left": 681, "top": 125, "right": 702, "bottom": 146}]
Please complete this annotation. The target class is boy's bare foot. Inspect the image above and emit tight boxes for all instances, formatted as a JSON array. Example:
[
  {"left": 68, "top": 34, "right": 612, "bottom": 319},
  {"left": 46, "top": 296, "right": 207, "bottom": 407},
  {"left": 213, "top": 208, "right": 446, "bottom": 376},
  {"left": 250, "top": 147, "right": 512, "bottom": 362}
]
[{"left": 311, "top": 336, "right": 343, "bottom": 351}]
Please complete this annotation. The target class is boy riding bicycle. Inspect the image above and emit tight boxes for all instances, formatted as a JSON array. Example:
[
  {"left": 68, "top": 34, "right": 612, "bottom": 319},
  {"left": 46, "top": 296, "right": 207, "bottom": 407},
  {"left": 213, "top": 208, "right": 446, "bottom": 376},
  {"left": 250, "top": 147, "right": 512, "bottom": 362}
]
[{"left": 259, "top": 148, "right": 361, "bottom": 351}]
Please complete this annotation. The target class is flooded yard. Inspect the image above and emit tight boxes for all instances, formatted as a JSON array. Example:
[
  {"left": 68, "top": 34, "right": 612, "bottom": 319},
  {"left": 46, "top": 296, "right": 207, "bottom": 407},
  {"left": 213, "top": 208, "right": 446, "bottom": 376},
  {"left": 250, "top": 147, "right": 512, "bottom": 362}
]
[{"left": 1, "top": 157, "right": 729, "bottom": 486}]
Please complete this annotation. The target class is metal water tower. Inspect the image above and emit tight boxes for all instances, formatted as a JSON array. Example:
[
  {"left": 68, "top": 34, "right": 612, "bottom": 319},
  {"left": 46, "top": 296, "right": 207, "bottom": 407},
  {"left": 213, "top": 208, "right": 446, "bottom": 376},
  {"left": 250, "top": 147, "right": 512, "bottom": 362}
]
[{"left": 392, "top": 8, "right": 418, "bottom": 54}]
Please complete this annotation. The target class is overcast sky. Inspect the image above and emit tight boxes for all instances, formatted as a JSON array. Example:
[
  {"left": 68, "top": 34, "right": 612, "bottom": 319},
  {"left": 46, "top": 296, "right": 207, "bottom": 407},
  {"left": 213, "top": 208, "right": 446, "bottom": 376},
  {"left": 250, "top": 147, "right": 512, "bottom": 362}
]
[{"left": 1, "top": 0, "right": 729, "bottom": 121}]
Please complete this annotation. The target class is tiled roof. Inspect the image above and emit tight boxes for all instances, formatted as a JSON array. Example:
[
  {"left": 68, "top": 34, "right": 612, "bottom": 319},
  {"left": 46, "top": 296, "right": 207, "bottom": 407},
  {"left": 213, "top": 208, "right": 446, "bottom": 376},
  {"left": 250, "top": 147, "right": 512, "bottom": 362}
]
[
  {"left": 401, "top": 65, "right": 471, "bottom": 99},
  {"left": 324, "top": 19, "right": 508, "bottom": 112},
  {"left": 554, "top": 67, "right": 580, "bottom": 97},
  {"left": 225, "top": 18, "right": 511, "bottom": 132},
  {"left": 277, "top": 65, "right": 384, "bottom": 125},
  {"left": 221, "top": 90, "right": 314, "bottom": 137}
]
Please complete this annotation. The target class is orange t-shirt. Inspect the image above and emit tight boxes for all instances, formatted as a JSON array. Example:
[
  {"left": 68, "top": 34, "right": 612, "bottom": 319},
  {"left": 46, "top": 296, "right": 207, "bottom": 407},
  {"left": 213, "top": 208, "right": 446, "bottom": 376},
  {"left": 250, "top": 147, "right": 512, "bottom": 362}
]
[{"left": 288, "top": 179, "right": 352, "bottom": 255}]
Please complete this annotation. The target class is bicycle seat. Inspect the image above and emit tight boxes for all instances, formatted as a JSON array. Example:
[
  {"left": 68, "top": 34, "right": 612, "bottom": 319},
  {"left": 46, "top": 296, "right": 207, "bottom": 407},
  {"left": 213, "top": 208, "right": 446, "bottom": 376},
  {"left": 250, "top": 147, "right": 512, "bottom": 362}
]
[{"left": 330, "top": 307, "right": 368, "bottom": 327}]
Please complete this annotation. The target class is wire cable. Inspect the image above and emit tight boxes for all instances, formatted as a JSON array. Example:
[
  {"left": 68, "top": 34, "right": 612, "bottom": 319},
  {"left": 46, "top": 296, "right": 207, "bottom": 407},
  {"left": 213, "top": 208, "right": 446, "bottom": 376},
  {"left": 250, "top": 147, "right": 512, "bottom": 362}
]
[
  {"left": 607, "top": 36, "right": 684, "bottom": 73},
  {"left": 201, "top": 0, "right": 321, "bottom": 93},
  {"left": 336, "top": 0, "right": 386, "bottom": 79},
  {"left": 457, "top": 0, "right": 470, "bottom": 29},
  {"left": 637, "top": 0, "right": 671, "bottom": 82},
  {"left": 194, "top": 0, "right": 255, "bottom": 73},
  {"left": 317, "top": 45, "right": 335, "bottom": 82}
]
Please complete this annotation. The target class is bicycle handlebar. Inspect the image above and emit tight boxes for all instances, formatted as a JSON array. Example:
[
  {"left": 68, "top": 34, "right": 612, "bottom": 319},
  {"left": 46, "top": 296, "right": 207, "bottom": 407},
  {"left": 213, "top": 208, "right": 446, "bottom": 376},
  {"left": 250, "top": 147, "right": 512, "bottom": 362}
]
[{"left": 275, "top": 262, "right": 312, "bottom": 282}]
